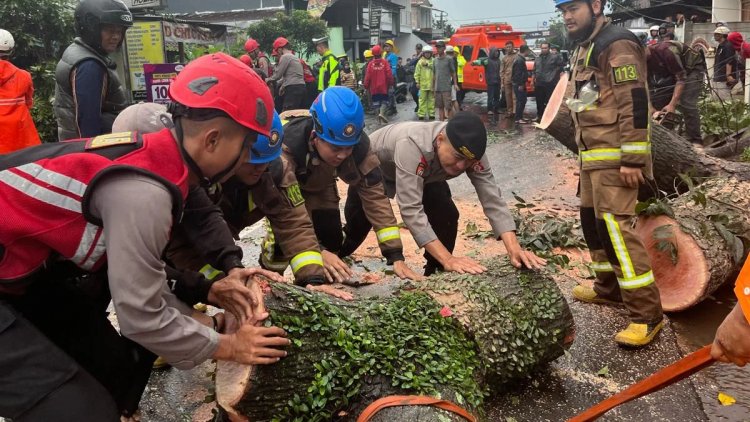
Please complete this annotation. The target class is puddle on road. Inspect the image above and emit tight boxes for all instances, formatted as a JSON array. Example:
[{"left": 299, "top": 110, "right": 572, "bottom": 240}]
[{"left": 670, "top": 283, "right": 750, "bottom": 421}]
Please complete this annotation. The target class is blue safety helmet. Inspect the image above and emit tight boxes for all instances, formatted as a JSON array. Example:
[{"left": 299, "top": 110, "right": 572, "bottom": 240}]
[
  {"left": 309, "top": 86, "right": 364, "bottom": 147},
  {"left": 554, "top": 0, "right": 580, "bottom": 7},
  {"left": 249, "top": 111, "right": 283, "bottom": 164}
]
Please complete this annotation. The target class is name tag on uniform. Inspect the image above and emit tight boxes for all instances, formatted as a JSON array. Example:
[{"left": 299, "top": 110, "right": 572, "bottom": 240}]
[
  {"left": 612, "top": 64, "right": 638, "bottom": 84},
  {"left": 85, "top": 132, "right": 136, "bottom": 150},
  {"left": 285, "top": 183, "right": 305, "bottom": 207}
]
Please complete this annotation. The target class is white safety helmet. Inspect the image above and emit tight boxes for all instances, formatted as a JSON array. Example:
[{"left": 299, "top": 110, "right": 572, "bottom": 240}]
[
  {"left": 445, "top": 45, "right": 455, "bottom": 53},
  {"left": 649, "top": 25, "right": 660, "bottom": 33},
  {"left": 423, "top": 45, "right": 433, "bottom": 53},
  {"left": 715, "top": 25, "right": 731, "bottom": 35},
  {"left": 0, "top": 29, "right": 15, "bottom": 54}
]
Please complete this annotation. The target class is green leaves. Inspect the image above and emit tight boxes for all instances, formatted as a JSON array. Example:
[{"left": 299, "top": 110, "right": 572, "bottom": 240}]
[
  {"left": 246, "top": 10, "right": 328, "bottom": 59},
  {"left": 269, "top": 285, "right": 487, "bottom": 420},
  {"left": 636, "top": 198, "right": 675, "bottom": 218}
]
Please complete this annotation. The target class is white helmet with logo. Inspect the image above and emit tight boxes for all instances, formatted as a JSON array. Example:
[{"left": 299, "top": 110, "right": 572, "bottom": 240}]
[{"left": 0, "top": 29, "right": 15, "bottom": 54}]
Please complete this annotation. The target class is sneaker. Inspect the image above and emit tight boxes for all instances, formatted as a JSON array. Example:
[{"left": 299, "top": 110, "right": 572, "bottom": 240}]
[
  {"left": 572, "top": 285, "right": 621, "bottom": 305},
  {"left": 615, "top": 319, "right": 664, "bottom": 347}
]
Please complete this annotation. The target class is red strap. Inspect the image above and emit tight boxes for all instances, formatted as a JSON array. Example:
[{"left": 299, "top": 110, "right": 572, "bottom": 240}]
[
  {"left": 357, "top": 395, "right": 477, "bottom": 422},
  {"left": 568, "top": 345, "right": 715, "bottom": 422}
]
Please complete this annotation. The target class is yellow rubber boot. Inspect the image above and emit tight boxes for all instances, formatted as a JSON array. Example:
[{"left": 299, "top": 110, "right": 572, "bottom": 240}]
[
  {"left": 152, "top": 356, "right": 171, "bottom": 370},
  {"left": 615, "top": 320, "right": 664, "bottom": 347},
  {"left": 572, "top": 285, "right": 620, "bottom": 305}
]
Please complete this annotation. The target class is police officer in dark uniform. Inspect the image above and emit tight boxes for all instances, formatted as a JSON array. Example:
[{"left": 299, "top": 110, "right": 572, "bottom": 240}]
[{"left": 54, "top": 0, "right": 132, "bottom": 141}]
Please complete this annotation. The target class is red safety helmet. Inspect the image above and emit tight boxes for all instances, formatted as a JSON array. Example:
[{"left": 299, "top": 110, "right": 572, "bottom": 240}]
[
  {"left": 273, "top": 37, "right": 289, "bottom": 51},
  {"left": 371, "top": 45, "right": 382, "bottom": 56},
  {"left": 244, "top": 38, "right": 260, "bottom": 53},
  {"left": 239, "top": 54, "right": 252, "bottom": 66},
  {"left": 168, "top": 52, "right": 273, "bottom": 136}
]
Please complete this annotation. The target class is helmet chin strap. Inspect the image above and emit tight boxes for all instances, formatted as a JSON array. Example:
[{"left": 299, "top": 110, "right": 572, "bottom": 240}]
[{"left": 174, "top": 117, "right": 249, "bottom": 188}]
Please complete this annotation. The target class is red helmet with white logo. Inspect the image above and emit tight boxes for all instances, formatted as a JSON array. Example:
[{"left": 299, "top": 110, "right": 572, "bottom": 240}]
[
  {"left": 168, "top": 52, "right": 273, "bottom": 136},
  {"left": 244, "top": 38, "right": 260, "bottom": 53}
]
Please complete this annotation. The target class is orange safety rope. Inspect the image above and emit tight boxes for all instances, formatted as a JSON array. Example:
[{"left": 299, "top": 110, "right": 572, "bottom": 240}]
[{"left": 357, "top": 395, "right": 477, "bottom": 422}]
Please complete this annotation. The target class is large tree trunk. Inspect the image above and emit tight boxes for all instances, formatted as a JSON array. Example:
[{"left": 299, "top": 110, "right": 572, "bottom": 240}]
[
  {"left": 635, "top": 177, "right": 750, "bottom": 311},
  {"left": 543, "top": 107, "right": 750, "bottom": 195},
  {"left": 215, "top": 260, "right": 575, "bottom": 422},
  {"left": 649, "top": 124, "right": 750, "bottom": 192}
]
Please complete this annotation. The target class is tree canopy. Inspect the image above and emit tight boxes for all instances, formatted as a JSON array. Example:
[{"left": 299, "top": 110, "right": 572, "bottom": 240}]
[{"left": 246, "top": 10, "right": 328, "bottom": 59}]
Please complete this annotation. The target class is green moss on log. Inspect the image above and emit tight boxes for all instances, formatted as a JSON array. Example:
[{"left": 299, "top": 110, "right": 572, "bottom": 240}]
[
  {"left": 266, "top": 286, "right": 485, "bottom": 421},
  {"left": 227, "top": 259, "right": 574, "bottom": 421},
  {"left": 424, "top": 261, "right": 573, "bottom": 387}
]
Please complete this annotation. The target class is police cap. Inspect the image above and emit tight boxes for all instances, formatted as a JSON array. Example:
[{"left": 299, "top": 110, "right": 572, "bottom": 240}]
[{"left": 445, "top": 111, "right": 487, "bottom": 160}]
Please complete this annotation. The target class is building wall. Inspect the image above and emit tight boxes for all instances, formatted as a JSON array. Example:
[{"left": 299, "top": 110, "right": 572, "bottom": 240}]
[
  {"left": 165, "top": 0, "right": 283, "bottom": 14},
  {"left": 712, "top": 0, "right": 741, "bottom": 23}
]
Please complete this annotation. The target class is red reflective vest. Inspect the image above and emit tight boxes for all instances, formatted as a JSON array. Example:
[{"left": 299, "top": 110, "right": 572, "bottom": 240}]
[{"left": 0, "top": 129, "right": 189, "bottom": 285}]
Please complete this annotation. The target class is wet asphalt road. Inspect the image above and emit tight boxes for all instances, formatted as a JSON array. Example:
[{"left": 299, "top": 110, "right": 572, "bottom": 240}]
[{"left": 135, "top": 93, "right": 749, "bottom": 422}]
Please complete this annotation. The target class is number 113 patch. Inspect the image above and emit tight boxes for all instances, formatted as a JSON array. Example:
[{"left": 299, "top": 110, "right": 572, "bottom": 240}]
[{"left": 613, "top": 64, "right": 638, "bottom": 84}]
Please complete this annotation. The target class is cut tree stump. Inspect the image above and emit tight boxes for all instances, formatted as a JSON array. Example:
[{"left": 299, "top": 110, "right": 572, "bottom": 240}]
[
  {"left": 635, "top": 177, "right": 750, "bottom": 311},
  {"left": 215, "top": 260, "right": 575, "bottom": 422}
]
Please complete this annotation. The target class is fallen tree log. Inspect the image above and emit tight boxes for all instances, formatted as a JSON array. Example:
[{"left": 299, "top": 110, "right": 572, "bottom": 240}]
[
  {"left": 635, "top": 177, "right": 750, "bottom": 311},
  {"left": 540, "top": 84, "right": 750, "bottom": 195},
  {"left": 216, "top": 260, "right": 575, "bottom": 421}
]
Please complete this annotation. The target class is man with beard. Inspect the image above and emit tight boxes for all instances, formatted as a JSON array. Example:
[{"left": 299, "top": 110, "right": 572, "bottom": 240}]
[{"left": 557, "top": 0, "right": 663, "bottom": 347}]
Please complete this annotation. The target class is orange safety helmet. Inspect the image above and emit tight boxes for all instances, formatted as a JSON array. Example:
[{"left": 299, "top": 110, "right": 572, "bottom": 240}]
[
  {"left": 244, "top": 38, "right": 260, "bottom": 53},
  {"left": 168, "top": 52, "right": 273, "bottom": 136}
]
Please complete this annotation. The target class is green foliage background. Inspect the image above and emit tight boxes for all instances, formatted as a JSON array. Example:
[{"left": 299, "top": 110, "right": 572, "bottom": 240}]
[{"left": 246, "top": 10, "right": 328, "bottom": 59}]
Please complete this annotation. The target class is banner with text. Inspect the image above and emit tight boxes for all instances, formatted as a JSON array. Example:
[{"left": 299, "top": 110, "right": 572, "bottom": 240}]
[
  {"left": 144, "top": 63, "right": 184, "bottom": 104},
  {"left": 125, "top": 21, "right": 166, "bottom": 101},
  {"left": 162, "top": 21, "right": 227, "bottom": 45}
]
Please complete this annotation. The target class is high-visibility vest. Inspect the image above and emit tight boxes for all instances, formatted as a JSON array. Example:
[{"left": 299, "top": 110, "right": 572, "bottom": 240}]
[{"left": 0, "top": 129, "right": 189, "bottom": 284}]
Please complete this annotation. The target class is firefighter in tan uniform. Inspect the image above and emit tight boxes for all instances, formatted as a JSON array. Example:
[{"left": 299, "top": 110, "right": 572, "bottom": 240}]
[
  {"left": 367, "top": 111, "right": 546, "bottom": 275},
  {"left": 279, "top": 86, "right": 422, "bottom": 282},
  {"left": 558, "top": 0, "right": 663, "bottom": 347}
]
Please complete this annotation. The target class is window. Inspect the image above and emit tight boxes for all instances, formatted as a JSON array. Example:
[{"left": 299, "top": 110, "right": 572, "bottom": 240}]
[
  {"left": 461, "top": 45, "right": 473, "bottom": 61},
  {"left": 478, "top": 48, "right": 488, "bottom": 59}
]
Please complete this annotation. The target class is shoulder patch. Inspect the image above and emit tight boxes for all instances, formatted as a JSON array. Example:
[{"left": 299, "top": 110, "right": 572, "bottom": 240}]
[
  {"left": 415, "top": 155, "right": 428, "bottom": 177},
  {"left": 85, "top": 132, "right": 136, "bottom": 150},
  {"left": 612, "top": 64, "right": 639, "bottom": 84},
  {"left": 285, "top": 182, "right": 305, "bottom": 207}
]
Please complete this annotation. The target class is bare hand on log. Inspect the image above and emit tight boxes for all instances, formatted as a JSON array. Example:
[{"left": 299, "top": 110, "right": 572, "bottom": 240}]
[
  {"left": 208, "top": 268, "right": 281, "bottom": 325},
  {"left": 501, "top": 231, "right": 547, "bottom": 270},
  {"left": 216, "top": 322, "right": 290, "bottom": 365},
  {"left": 711, "top": 303, "right": 750, "bottom": 366},
  {"left": 306, "top": 284, "right": 354, "bottom": 301},
  {"left": 443, "top": 255, "right": 487, "bottom": 274},
  {"left": 393, "top": 260, "right": 425, "bottom": 281},
  {"left": 620, "top": 166, "right": 645, "bottom": 189},
  {"left": 321, "top": 250, "right": 354, "bottom": 283}
]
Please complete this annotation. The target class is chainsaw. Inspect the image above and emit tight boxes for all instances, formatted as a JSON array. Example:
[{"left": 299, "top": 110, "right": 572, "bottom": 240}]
[{"left": 652, "top": 110, "right": 683, "bottom": 130}]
